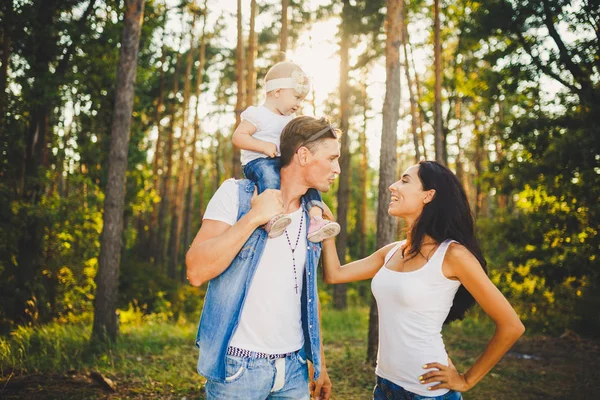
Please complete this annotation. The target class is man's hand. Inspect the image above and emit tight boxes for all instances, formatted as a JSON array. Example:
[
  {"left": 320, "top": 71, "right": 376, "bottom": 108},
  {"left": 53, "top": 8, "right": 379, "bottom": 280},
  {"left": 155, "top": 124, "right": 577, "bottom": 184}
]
[
  {"left": 262, "top": 142, "right": 278, "bottom": 158},
  {"left": 249, "top": 188, "right": 285, "bottom": 226},
  {"left": 309, "top": 366, "right": 332, "bottom": 400}
]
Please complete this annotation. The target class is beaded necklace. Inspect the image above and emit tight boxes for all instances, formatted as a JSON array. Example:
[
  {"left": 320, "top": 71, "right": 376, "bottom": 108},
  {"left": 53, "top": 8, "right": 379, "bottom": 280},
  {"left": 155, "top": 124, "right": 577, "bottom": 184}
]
[{"left": 284, "top": 212, "right": 304, "bottom": 294}]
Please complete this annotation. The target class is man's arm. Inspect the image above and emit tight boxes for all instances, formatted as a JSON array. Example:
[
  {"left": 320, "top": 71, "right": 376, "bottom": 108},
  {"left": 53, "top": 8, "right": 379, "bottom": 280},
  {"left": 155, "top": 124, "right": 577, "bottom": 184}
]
[{"left": 185, "top": 188, "right": 284, "bottom": 286}]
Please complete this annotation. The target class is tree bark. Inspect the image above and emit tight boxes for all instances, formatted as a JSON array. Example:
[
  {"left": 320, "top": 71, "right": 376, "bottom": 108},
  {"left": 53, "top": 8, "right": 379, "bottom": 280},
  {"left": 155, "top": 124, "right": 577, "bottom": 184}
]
[
  {"left": 280, "top": 0, "right": 289, "bottom": 58},
  {"left": 333, "top": 0, "right": 351, "bottom": 311},
  {"left": 232, "top": 0, "right": 244, "bottom": 178},
  {"left": 147, "top": 36, "right": 167, "bottom": 254},
  {"left": 473, "top": 112, "right": 487, "bottom": 218},
  {"left": 433, "top": 0, "right": 444, "bottom": 163},
  {"left": 155, "top": 29, "right": 184, "bottom": 267},
  {"left": 454, "top": 96, "right": 464, "bottom": 185},
  {"left": 92, "top": 0, "right": 145, "bottom": 343},
  {"left": 182, "top": 3, "right": 208, "bottom": 282},
  {"left": 168, "top": 13, "right": 197, "bottom": 279},
  {"left": 368, "top": 0, "right": 401, "bottom": 365},
  {"left": 401, "top": 6, "right": 420, "bottom": 162},
  {"left": 359, "top": 71, "right": 369, "bottom": 260},
  {"left": 0, "top": 1, "right": 12, "bottom": 131},
  {"left": 246, "top": 0, "right": 257, "bottom": 106},
  {"left": 406, "top": 34, "right": 427, "bottom": 160}
]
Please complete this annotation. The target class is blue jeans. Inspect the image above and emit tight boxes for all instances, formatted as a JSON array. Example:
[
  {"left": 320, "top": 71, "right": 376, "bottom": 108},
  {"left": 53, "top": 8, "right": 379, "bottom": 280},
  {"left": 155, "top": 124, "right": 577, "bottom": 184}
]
[
  {"left": 373, "top": 376, "right": 463, "bottom": 400},
  {"left": 243, "top": 157, "right": 323, "bottom": 212},
  {"left": 205, "top": 351, "right": 310, "bottom": 399}
]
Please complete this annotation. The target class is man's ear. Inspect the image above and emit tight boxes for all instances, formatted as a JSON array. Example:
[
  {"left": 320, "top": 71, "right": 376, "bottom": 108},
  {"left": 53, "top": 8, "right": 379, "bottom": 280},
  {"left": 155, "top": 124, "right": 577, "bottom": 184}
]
[
  {"left": 296, "top": 146, "right": 311, "bottom": 166},
  {"left": 423, "top": 189, "right": 436, "bottom": 204}
]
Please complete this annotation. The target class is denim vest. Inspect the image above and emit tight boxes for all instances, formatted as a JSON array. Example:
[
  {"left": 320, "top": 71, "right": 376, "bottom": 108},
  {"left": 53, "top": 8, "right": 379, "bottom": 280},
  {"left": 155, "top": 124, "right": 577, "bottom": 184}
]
[{"left": 195, "top": 179, "right": 323, "bottom": 383}]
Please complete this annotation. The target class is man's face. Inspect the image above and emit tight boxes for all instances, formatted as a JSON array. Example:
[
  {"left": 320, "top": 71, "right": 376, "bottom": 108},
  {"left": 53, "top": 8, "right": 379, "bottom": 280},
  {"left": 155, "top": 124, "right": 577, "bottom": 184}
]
[{"left": 303, "top": 138, "right": 341, "bottom": 192}]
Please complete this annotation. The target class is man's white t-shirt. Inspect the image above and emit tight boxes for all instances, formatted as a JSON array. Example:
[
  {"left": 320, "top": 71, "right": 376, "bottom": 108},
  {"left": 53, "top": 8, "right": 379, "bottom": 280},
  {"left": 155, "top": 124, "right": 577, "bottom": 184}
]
[{"left": 203, "top": 179, "right": 306, "bottom": 353}]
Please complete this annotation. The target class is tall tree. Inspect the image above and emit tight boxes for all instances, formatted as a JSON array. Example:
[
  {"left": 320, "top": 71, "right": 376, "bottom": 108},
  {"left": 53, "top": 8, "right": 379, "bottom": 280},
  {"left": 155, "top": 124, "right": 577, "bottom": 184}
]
[
  {"left": 433, "top": 0, "right": 444, "bottom": 163},
  {"left": 406, "top": 31, "right": 427, "bottom": 159},
  {"left": 367, "top": 0, "right": 401, "bottom": 365},
  {"left": 401, "top": 6, "right": 420, "bottom": 162},
  {"left": 359, "top": 70, "right": 369, "bottom": 259},
  {"left": 333, "top": 0, "right": 352, "bottom": 310},
  {"left": 182, "top": 2, "right": 208, "bottom": 282},
  {"left": 168, "top": 12, "right": 197, "bottom": 279},
  {"left": 155, "top": 27, "right": 184, "bottom": 267},
  {"left": 92, "top": 0, "right": 145, "bottom": 343},
  {"left": 232, "top": 0, "right": 244, "bottom": 178},
  {"left": 0, "top": 1, "right": 12, "bottom": 131},
  {"left": 147, "top": 33, "right": 167, "bottom": 254},
  {"left": 246, "top": 0, "right": 257, "bottom": 106},
  {"left": 14, "top": 0, "right": 97, "bottom": 323},
  {"left": 280, "top": 0, "right": 289, "bottom": 58}
]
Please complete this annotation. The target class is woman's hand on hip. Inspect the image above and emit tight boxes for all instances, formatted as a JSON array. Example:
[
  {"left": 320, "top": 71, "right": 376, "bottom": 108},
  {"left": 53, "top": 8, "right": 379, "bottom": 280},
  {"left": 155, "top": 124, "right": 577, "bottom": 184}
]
[{"left": 418, "top": 361, "right": 471, "bottom": 392}]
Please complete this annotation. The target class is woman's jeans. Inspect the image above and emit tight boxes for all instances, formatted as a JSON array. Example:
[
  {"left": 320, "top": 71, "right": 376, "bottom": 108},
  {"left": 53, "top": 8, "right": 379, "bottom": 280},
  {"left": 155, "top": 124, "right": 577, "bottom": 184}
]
[
  {"left": 243, "top": 156, "right": 323, "bottom": 211},
  {"left": 373, "top": 376, "right": 463, "bottom": 400}
]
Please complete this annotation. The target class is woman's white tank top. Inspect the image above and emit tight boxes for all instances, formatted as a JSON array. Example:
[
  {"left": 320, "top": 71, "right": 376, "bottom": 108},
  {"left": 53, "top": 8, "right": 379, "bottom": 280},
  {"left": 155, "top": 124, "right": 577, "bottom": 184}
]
[{"left": 371, "top": 239, "right": 461, "bottom": 397}]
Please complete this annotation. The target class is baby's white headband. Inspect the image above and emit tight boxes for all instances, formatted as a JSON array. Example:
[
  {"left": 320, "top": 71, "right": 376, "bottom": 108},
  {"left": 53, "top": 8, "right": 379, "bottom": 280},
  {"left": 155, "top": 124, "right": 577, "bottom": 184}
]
[{"left": 265, "top": 69, "right": 311, "bottom": 95}]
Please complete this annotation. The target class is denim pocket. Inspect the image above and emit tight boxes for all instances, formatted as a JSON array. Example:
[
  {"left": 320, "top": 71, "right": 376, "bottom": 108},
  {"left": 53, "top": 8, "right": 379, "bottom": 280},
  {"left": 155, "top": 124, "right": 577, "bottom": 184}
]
[
  {"left": 224, "top": 355, "right": 246, "bottom": 382},
  {"left": 443, "top": 390, "right": 462, "bottom": 400},
  {"left": 297, "top": 352, "right": 307, "bottom": 365}
]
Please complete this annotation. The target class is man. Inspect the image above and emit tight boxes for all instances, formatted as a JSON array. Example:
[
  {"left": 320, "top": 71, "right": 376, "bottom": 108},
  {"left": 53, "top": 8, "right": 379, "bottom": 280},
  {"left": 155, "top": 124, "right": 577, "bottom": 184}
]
[{"left": 186, "top": 116, "right": 340, "bottom": 400}]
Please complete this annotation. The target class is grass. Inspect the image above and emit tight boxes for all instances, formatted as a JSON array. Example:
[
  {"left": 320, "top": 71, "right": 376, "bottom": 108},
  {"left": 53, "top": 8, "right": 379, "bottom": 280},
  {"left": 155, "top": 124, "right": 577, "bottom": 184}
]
[{"left": 1, "top": 308, "right": 599, "bottom": 399}]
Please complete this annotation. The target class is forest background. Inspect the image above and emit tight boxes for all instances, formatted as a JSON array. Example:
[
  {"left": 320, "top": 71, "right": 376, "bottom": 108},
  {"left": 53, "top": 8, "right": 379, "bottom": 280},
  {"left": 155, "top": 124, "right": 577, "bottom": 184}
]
[{"left": 0, "top": 0, "right": 599, "bottom": 398}]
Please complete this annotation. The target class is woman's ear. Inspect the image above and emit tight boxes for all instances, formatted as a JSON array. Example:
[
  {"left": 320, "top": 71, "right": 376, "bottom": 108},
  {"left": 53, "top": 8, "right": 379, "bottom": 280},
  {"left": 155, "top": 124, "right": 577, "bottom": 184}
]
[{"left": 423, "top": 189, "right": 436, "bottom": 204}]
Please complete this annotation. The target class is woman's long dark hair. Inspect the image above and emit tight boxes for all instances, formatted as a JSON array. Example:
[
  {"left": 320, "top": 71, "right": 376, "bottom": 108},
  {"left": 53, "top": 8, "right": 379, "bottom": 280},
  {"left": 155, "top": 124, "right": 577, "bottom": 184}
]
[{"left": 404, "top": 160, "right": 487, "bottom": 324}]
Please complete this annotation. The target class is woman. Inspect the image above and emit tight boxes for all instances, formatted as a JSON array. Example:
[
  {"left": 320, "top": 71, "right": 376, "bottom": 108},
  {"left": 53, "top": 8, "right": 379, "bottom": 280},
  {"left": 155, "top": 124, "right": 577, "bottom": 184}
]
[{"left": 322, "top": 160, "right": 524, "bottom": 399}]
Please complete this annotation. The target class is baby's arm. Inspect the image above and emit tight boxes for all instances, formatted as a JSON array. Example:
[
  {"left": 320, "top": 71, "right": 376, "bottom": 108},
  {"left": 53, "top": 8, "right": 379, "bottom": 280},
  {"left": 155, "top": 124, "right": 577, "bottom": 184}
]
[{"left": 232, "top": 120, "right": 278, "bottom": 158}]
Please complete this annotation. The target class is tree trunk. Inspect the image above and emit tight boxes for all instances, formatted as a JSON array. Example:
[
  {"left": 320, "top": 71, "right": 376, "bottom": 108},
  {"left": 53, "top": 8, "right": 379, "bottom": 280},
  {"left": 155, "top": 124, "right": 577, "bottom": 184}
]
[
  {"left": 246, "top": 0, "right": 257, "bottom": 106},
  {"left": 333, "top": 0, "right": 352, "bottom": 311},
  {"left": 147, "top": 38, "right": 167, "bottom": 254},
  {"left": 280, "top": 0, "right": 289, "bottom": 58},
  {"left": 155, "top": 30, "right": 184, "bottom": 267},
  {"left": 473, "top": 112, "right": 486, "bottom": 218},
  {"left": 433, "top": 0, "right": 444, "bottom": 163},
  {"left": 359, "top": 71, "right": 369, "bottom": 259},
  {"left": 406, "top": 34, "right": 427, "bottom": 160},
  {"left": 92, "top": 0, "right": 145, "bottom": 343},
  {"left": 214, "top": 131, "right": 222, "bottom": 191},
  {"left": 367, "top": 0, "right": 401, "bottom": 366},
  {"left": 232, "top": 0, "right": 244, "bottom": 178},
  {"left": 168, "top": 14, "right": 197, "bottom": 279},
  {"left": 182, "top": 4, "right": 208, "bottom": 282},
  {"left": 401, "top": 5, "right": 420, "bottom": 163},
  {"left": 14, "top": 0, "right": 59, "bottom": 323},
  {"left": 455, "top": 96, "right": 465, "bottom": 185},
  {"left": 0, "top": 1, "right": 12, "bottom": 131}
]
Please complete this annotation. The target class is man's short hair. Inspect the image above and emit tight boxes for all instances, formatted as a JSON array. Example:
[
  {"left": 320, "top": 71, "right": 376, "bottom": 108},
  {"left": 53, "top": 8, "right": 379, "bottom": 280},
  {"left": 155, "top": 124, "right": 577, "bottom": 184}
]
[{"left": 280, "top": 116, "right": 341, "bottom": 167}]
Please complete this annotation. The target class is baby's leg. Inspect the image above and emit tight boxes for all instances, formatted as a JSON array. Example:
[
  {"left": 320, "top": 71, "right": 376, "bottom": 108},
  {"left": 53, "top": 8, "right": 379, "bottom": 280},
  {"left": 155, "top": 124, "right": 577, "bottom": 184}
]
[
  {"left": 242, "top": 157, "right": 290, "bottom": 238},
  {"left": 305, "top": 189, "right": 340, "bottom": 243},
  {"left": 305, "top": 189, "right": 324, "bottom": 218},
  {"left": 243, "top": 157, "right": 281, "bottom": 194}
]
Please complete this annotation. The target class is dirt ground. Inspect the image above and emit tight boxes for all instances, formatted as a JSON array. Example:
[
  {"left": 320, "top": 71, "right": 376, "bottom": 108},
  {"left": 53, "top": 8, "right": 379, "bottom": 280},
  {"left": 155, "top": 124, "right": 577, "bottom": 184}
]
[{"left": 1, "top": 334, "right": 599, "bottom": 399}]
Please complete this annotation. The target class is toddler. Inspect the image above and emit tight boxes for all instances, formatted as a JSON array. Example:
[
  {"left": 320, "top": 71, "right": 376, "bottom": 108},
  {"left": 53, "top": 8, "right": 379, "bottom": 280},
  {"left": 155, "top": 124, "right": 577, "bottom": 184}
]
[{"left": 232, "top": 61, "right": 340, "bottom": 242}]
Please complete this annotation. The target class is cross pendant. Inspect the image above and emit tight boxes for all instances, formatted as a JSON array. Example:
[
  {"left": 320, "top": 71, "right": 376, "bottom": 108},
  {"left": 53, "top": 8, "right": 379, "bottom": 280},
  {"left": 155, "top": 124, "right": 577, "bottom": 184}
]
[{"left": 294, "top": 283, "right": 299, "bottom": 294}]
